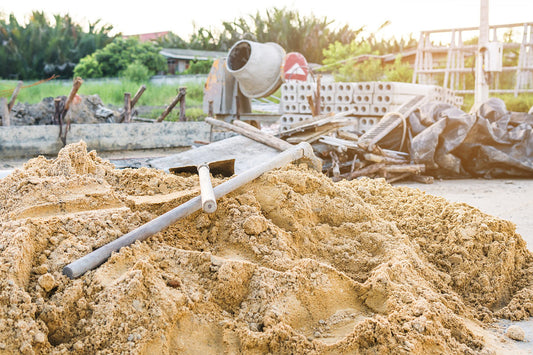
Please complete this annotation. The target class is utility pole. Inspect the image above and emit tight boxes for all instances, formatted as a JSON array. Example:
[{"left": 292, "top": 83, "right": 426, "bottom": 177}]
[{"left": 474, "top": 0, "right": 490, "bottom": 108}]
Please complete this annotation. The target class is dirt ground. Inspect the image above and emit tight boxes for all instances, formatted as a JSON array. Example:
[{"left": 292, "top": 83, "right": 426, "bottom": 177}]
[
  {"left": 1, "top": 142, "right": 533, "bottom": 354},
  {"left": 399, "top": 179, "right": 533, "bottom": 251}
]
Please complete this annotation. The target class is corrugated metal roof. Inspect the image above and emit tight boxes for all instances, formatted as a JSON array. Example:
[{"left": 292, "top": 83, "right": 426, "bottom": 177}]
[{"left": 160, "top": 48, "right": 227, "bottom": 61}]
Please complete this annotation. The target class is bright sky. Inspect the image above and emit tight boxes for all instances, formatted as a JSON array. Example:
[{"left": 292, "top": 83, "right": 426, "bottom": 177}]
[{"left": 2, "top": 0, "right": 532, "bottom": 41}]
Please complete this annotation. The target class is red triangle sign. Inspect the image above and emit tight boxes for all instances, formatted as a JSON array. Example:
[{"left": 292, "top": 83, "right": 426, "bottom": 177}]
[{"left": 283, "top": 52, "right": 309, "bottom": 81}]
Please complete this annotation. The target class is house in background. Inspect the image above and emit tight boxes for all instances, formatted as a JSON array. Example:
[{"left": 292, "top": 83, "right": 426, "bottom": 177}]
[
  {"left": 123, "top": 31, "right": 170, "bottom": 42},
  {"left": 159, "top": 48, "right": 227, "bottom": 74}
]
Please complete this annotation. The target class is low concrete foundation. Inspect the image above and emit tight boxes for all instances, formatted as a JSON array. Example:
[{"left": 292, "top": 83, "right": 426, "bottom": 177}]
[{"left": 0, "top": 121, "right": 231, "bottom": 158}]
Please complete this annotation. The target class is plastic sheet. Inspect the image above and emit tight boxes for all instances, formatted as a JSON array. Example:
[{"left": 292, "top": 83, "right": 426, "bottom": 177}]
[{"left": 410, "top": 98, "right": 533, "bottom": 178}]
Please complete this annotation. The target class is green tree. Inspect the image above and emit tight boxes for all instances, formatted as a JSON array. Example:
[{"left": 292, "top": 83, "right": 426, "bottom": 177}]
[
  {"left": 73, "top": 54, "right": 102, "bottom": 78},
  {"left": 0, "top": 11, "right": 113, "bottom": 79},
  {"left": 183, "top": 7, "right": 359, "bottom": 63},
  {"left": 320, "top": 24, "right": 418, "bottom": 83},
  {"left": 74, "top": 37, "right": 166, "bottom": 78},
  {"left": 385, "top": 55, "right": 413, "bottom": 82},
  {"left": 120, "top": 61, "right": 151, "bottom": 82},
  {"left": 322, "top": 41, "right": 383, "bottom": 82}
]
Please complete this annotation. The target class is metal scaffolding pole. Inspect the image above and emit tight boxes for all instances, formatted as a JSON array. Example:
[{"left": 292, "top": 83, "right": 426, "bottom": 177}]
[{"left": 474, "top": 0, "right": 490, "bottom": 107}]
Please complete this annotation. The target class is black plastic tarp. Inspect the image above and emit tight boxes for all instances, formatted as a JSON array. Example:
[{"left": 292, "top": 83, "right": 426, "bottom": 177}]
[{"left": 409, "top": 98, "right": 533, "bottom": 178}]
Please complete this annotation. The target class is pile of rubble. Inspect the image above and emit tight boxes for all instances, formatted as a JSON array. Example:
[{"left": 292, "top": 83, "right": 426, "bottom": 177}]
[
  {"left": 275, "top": 81, "right": 533, "bottom": 182},
  {"left": 9, "top": 95, "right": 117, "bottom": 126}
]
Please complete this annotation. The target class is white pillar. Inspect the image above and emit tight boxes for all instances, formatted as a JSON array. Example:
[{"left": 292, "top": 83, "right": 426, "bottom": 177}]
[{"left": 474, "top": 0, "right": 490, "bottom": 108}]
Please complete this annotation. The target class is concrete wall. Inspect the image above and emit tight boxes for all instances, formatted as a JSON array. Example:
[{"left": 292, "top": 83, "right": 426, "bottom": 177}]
[{"left": 0, "top": 121, "right": 231, "bottom": 158}]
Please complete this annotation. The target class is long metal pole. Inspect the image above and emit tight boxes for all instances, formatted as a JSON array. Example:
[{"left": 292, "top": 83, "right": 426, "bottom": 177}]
[
  {"left": 63, "top": 142, "right": 314, "bottom": 279},
  {"left": 474, "top": 0, "right": 490, "bottom": 107}
]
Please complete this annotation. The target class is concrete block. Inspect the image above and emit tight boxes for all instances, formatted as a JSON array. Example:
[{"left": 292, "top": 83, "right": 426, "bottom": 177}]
[
  {"left": 320, "top": 83, "right": 336, "bottom": 105},
  {"left": 375, "top": 82, "right": 441, "bottom": 96},
  {"left": 299, "top": 103, "right": 312, "bottom": 114},
  {"left": 369, "top": 104, "right": 390, "bottom": 116},
  {"left": 353, "top": 93, "right": 372, "bottom": 104},
  {"left": 281, "top": 102, "right": 299, "bottom": 113},
  {"left": 281, "top": 83, "right": 298, "bottom": 103},
  {"left": 280, "top": 114, "right": 300, "bottom": 125},
  {"left": 358, "top": 116, "right": 380, "bottom": 133},
  {"left": 335, "top": 82, "right": 355, "bottom": 103},
  {"left": 352, "top": 104, "right": 370, "bottom": 115},
  {"left": 334, "top": 104, "right": 352, "bottom": 114},
  {"left": 297, "top": 82, "right": 317, "bottom": 102},
  {"left": 322, "top": 105, "right": 335, "bottom": 114},
  {"left": 355, "top": 82, "right": 375, "bottom": 93}
]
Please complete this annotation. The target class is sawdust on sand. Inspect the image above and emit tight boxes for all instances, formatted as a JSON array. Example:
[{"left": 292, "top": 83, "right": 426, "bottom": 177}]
[{"left": 0, "top": 141, "right": 532, "bottom": 354}]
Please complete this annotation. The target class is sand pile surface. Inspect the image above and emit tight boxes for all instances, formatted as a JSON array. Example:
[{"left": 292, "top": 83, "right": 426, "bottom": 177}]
[{"left": 1, "top": 142, "right": 533, "bottom": 354}]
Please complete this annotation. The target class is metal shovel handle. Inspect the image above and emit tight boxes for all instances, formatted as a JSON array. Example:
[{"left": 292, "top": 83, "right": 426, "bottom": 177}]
[{"left": 63, "top": 142, "right": 315, "bottom": 279}]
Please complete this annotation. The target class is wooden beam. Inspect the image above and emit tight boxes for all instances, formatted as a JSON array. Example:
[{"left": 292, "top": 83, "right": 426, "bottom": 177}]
[
  {"left": 124, "top": 93, "right": 132, "bottom": 123},
  {"left": 131, "top": 84, "right": 146, "bottom": 108},
  {"left": 206, "top": 117, "right": 291, "bottom": 151},
  {"left": 63, "top": 77, "right": 83, "bottom": 113},
  {"left": 156, "top": 88, "right": 185, "bottom": 122},
  {"left": 7, "top": 81, "right": 23, "bottom": 111},
  {"left": 179, "top": 87, "right": 187, "bottom": 122}
]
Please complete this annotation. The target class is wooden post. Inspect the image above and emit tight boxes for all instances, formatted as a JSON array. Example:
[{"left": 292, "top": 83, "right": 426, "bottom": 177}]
[
  {"left": 306, "top": 95, "right": 317, "bottom": 116},
  {"left": 315, "top": 75, "right": 321, "bottom": 115},
  {"left": 0, "top": 97, "right": 9, "bottom": 126},
  {"left": 208, "top": 101, "right": 214, "bottom": 117},
  {"left": 124, "top": 93, "right": 132, "bottom": 123},
  {"left": 63, "top": 77, "right": 83, "bottom": 113},
  {"left": 131, "top": 85, "right": 146, "bottom": 108},
  {"left": 7, "top": 81, "right": 23, "bottom": 111},
  {"left": 178, "top": 87, "right": 187, "bottom": 122},
  {"left": 59, "top": 77, "right": 83, "bottom": 146},
  {"left": 156, "top": 89, "right": 185, "bottom": 122},
  {"left": 53, "top": 98, "right": 63, "bottom": 125},
  {"left": 119, "top": 84, "right": 146, "bottom": 122}
]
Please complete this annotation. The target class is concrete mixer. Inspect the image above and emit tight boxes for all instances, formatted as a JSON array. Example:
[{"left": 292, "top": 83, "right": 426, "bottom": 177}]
[{"left": 203, "top": 40, "right": 309, "bottom": 123}]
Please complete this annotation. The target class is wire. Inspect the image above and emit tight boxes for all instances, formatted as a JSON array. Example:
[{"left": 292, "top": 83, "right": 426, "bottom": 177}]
[
  {"left": 0, "top": 75, "right": 59, "bottom": 97},
  {"left": 381, "top": 111, "right": 408, "bottom": 151}
]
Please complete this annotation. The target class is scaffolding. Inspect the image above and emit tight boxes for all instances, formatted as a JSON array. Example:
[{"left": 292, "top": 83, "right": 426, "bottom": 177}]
[{"left": 413, "top": 22, "right": 533, "bottom": 96}]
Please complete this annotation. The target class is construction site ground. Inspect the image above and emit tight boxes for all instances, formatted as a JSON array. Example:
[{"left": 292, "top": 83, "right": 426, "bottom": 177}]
[
  {"left": 2, "top": 148, "right": 532, "bottom": 249},
  {"left": 1, "top": 144, "right": 533, "bottom": 353}
]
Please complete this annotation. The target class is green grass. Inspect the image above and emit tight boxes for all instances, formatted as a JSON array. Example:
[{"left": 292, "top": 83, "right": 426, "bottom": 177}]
[
  {"left": 461, "top": 94, "right": 533, "bottom": 113},
  {"left": 0, "top": 79, "right": 205, "bottom": 107}
]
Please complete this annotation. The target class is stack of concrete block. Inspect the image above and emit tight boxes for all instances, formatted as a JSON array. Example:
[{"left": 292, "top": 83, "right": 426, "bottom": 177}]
[{"left": 279, "top": 81, "right": 464, "bottom": 133}]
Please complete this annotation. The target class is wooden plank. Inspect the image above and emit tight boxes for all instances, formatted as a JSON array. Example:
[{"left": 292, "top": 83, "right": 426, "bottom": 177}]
[
  {"left": 382, "top": 164, "right": 425, "bottom": 174},
  {"left": 363, "top": 153, "right": 408, "bottom": 164},
  {"left": 205, "top": 117, "right": 291, "bottom": 151}
]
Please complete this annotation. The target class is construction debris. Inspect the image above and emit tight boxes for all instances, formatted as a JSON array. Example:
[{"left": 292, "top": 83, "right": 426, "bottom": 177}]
[
  {"left": 279, "top": 81, "right": 463, "bottom": 133},
  {"left": 8, "top": 94, "right": 117, "bottom": 126},
  {"left": 275, "top": 83, "right": 533, "bottom": 182}
]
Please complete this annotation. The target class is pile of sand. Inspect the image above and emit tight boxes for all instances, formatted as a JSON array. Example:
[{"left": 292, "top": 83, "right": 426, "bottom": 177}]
[{"left": 1, "top": 142, "right": 532, "bottom": 354}]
